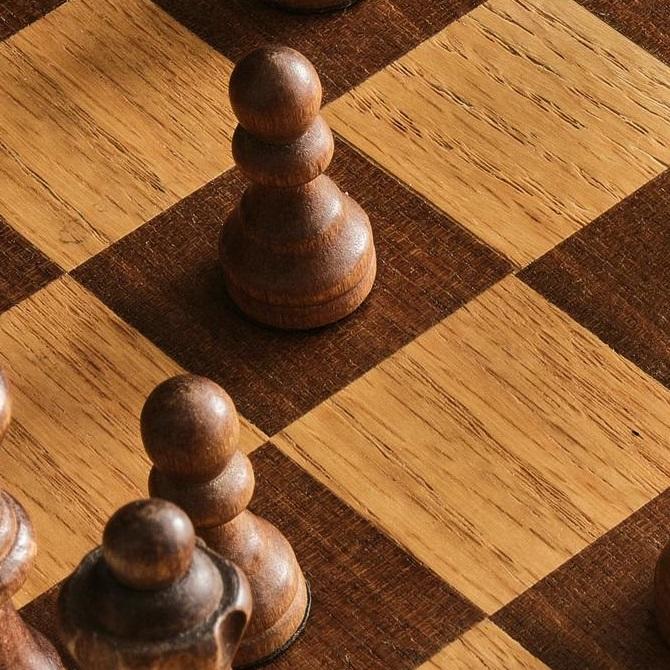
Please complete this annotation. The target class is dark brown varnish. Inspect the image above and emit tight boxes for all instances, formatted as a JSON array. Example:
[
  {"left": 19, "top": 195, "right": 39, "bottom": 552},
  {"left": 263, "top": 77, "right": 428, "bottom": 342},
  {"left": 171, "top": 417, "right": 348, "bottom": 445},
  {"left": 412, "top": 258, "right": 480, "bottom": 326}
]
[
  {"left": 263, "top": 0, "right": 362, "bottom": 12},
  {"left": 656, "top": 540, "right": 670, "bottom": 645},
  {"left": 0, "top": 370, "right": 65, "bottom": 670},
  {"left": 141, "top": 374, "right": 309, "bottom": 667},
  {"left": 220, "top": 46, "right": 376, "bottom": 330},
  {"left": 57, "top": 499, "right": 252, "bottom": 669}
]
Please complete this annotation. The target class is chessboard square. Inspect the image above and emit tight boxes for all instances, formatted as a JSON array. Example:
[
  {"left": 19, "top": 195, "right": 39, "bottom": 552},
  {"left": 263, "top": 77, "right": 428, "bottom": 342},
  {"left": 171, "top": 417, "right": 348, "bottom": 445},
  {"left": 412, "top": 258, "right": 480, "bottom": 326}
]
[
  {"left": 274, "top": 276, "right": 670, "bottom": 613},
  {"left": 0, "top": 217, "right": 61, "bottom": 315},
  {"left": 0, "top": 276, "right": 265, "bottom": 606},
  {"left": 493, "top": 489, "right": 670, "bottom": 670},
  {"left": 577, "top": 0, "right": 670, "bottom": 66},
  {"left": 74, "top": 140, "right": 511, "bottom": 436},
  {"left": 326, "top": 0, "right": 670, "bottom": 266},
  {"left": 151, "top": 0, "right": 485, "bottom": 103},
  {"left": 0, "top": 0, "right": 64, "bottom": 40},
  {"left": 21, "top": 444, "right": 484, "bottom": 670},
  {"left": 521, "top": 168, "right": 670, "bottom": 394},
  {"left": 0, "top": 0, "right": 236, "bottom": 271},
  {"left": 420, "top": 620, "right": 550, "bottom": 669}
]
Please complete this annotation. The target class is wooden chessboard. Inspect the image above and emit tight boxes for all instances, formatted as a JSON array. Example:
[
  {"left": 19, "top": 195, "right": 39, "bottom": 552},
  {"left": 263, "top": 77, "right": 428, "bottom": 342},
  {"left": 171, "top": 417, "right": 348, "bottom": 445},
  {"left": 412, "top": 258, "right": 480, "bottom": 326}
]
[{"left": 1, "top": 0, "right": 670, "bottom": 667}]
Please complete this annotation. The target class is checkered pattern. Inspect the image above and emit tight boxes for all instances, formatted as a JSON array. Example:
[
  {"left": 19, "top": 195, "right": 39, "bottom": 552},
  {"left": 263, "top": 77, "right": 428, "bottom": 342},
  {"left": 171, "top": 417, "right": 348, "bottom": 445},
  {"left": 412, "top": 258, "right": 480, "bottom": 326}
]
[{"left": 1, "top": 0, "right": 670, "bottom": 667}]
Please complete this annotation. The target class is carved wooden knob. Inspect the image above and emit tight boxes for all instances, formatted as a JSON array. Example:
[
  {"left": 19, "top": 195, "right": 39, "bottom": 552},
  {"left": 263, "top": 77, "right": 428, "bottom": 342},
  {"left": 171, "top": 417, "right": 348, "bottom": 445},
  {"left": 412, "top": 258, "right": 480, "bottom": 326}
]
[
  {"left": 141, "top": 374, "right": 240, "bottom": 483},
  {"left": 102, "top": 499, "right": 196, "bottom": 591},
  {"left": 229, "top": 45, "right": 322, "bottom": 143}
]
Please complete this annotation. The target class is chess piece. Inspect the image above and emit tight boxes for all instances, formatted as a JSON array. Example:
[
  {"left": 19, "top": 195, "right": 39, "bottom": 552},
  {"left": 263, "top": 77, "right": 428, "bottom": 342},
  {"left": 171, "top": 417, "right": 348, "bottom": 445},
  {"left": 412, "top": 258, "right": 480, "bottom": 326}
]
[
  {"left": 264, "top": 0, "right": 362, "bottom": 11},
  {"left": 141, "top": 374, "right": 310, "bottom": 668},
  {"left": 57, "top": 499, "right": 251, "bottom": 670},
  {"left": 220, "top": 45, "right": 376, "bottom": 330},
  {"left": 655, "top": 539, "right": 670, "bottom": 644},
  {"left": 0, "top": 371, "right": 65, "bottom": 670}
]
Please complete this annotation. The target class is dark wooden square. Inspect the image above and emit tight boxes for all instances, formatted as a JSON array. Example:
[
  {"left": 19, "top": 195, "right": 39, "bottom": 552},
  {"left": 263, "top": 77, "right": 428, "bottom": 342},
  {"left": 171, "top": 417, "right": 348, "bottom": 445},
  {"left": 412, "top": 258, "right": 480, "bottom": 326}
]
[
  {"left": 577, "top": 0, "right": 670, "bottom": 65},
  {"left": 521, "top": 168, "right": 670, "bottom": 393},
  {"left": 22, "top": 444, "right": 483, "bottom": 669},
  {"left": 150, "top": 0, "right": 484, "bottom": 102},
  {"left": 0, "top": 0, "right": 65, "bottom": 41},
  {"left": 74, "top": 139, "right": 510, "bottom": 435},
  {"left": 0, "top": 218, "right": 61, "bottom": 314},
  {"left": 493, "top": 489, "right": 670, "bottom": 670}
]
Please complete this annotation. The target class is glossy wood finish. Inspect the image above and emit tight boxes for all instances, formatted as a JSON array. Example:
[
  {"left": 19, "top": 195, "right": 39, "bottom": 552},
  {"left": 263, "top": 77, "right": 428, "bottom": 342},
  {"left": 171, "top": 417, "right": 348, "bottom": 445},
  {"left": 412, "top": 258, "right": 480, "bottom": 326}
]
[
  {"left": 58, "top": 499, "right": 251, "bottom": 669},
  {"left": 0, "top": 371, "right": 64, "bottom": 670},
  {"left": 326, "top": 0, "right": 670, "bottom": 266},
  {"left": 220, "top": 46, "right": 376, "bottom": 329},
  {"left": 141, "top": 376, "right": 309, "bottom": 667}
]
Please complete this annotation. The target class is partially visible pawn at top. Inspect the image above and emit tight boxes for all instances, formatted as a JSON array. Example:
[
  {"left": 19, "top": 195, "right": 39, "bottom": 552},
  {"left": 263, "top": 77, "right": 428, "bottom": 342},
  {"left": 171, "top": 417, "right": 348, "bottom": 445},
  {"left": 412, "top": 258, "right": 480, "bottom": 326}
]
[{"left": 220, "top": 45, "right": 376, "bottom": 330}]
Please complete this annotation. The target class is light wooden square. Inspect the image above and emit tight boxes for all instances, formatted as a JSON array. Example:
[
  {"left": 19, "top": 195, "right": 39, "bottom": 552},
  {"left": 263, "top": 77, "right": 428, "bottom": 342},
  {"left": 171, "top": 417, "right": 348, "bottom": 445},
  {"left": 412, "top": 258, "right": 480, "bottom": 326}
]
[
  {"left": 0, "top": 277, "right": 265, "bottom": 604},
  {"left": 275, "top": 276, "right": 670, "bottom": 612},
  {"left": 0, "top": 0, "right": 236, "bottom": 270},
  {"left": 421, "top": 620, "right": 549, "bottom": 669},
  {"left": 326, "top": 0, "right": 670, "bottom": 265}
]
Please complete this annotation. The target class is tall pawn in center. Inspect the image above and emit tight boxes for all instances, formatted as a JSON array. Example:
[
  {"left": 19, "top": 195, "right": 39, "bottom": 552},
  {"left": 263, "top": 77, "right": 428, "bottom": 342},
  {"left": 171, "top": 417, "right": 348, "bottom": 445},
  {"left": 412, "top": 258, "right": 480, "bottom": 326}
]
[
  {"left": 141, "top": 374, "right": 310, "bottom": 668},
  {"left": 220, "top": 45, "right": 376, "bottom": 330},
  {"left": 0, "top": 371, "right": 64, "bottom": 670}
]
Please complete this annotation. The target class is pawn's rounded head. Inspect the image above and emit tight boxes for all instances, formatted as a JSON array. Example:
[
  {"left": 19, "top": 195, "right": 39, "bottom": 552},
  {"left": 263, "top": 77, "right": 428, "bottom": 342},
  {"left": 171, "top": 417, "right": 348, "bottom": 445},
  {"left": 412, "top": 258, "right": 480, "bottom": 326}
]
[
  {"left": 102, "top": 499, "right": 195, "bottom": 591},
  {"left": 141, "top": 374, "right": 240, "bottom": 482},
  {"left": 229, "top": 46, "right": 322, "bottom": 143},
  {"left": 0, "top": 369, "right": 12, "bottom": 442}
]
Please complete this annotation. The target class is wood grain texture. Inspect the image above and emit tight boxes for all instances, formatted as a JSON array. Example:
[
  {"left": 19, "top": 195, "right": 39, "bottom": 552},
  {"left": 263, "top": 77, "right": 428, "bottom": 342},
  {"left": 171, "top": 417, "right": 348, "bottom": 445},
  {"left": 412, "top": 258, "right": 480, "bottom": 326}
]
[
  {"left": 494, "top": 489, "right": 670, "bottom": 670},
  {"left": 521, "top": 168, "right": 670, "bottom": 394},
  {"left": 0, "top": 218, "right": 61, "bottom": 315},
  {"left": 0, "top": 0, "right": 236, "bottom": 270},
  {"left": 274, "top": 276, "right": 670, "bottom": 613},
  {"left": 326, "top": 0, "right": 670, "bottom": 266},
  {"left": 21, "top": 444, "right": 484, "bottom": 670},
  {"left": 74, "top": 140, "right": 511, "bottom": 436},
  {"left": 578, "top": 0, "right": 670, "bottom": 65},
  {"left": 420, "top": 620, "right": 549, "bottom": 669},
  {"left": 0, "top": 0, "right": 63, "bottom": 41},
  {"left": 153, "top": 0, "right": 484, "bottom": 102},
  {"left": 0, "top": 276, "right": 265, "bottom": 606}
]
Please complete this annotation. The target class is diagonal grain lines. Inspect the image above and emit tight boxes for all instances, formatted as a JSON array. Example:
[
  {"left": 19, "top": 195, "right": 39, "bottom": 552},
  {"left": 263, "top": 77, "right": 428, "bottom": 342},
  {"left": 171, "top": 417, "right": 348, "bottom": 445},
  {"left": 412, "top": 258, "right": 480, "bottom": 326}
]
[
  {"left": 327, "top": 0, "right": 670, "bottom": 265},
  {"left": 276, "top": 277, "right": 670, "bottom": 612}
]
